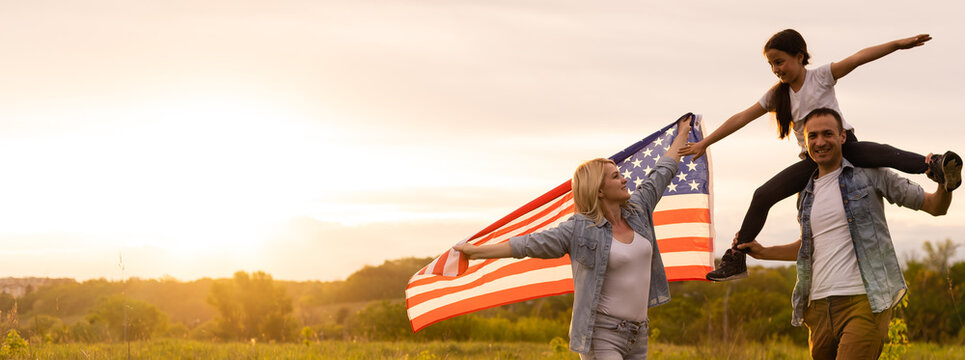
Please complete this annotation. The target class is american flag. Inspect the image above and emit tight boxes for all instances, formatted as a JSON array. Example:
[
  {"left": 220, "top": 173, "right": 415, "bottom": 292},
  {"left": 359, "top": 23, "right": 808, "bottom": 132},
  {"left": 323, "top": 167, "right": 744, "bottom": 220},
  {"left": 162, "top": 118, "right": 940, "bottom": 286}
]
[{"left": 405, "top": 114, "right": 715, "bottom": 332}]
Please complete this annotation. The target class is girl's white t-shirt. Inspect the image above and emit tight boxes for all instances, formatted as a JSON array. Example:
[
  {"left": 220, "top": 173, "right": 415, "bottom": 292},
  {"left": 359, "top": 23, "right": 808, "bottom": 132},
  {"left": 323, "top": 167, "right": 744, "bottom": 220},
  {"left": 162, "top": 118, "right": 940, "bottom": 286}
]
[{"left": 759, "top": 63, "right": 855, "bottom": 155}]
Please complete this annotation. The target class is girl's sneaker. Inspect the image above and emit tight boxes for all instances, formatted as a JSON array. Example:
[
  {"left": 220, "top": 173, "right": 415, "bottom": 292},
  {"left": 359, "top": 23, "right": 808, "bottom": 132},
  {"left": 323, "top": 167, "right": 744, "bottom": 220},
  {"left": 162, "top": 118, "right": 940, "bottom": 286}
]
[
  {"left": 705, "top": 249, "right": 747, "bottom": 282},
  {"left": 927, "top": 151, "right": 962, "bottom": 192}
]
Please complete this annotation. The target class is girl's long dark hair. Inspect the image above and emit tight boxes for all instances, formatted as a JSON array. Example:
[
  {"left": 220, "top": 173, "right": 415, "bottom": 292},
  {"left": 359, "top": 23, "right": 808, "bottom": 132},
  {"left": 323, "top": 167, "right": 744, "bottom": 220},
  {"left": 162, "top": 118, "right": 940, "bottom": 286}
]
[{"left": 764, "top": 29, "right": 810, "bottom": 139}]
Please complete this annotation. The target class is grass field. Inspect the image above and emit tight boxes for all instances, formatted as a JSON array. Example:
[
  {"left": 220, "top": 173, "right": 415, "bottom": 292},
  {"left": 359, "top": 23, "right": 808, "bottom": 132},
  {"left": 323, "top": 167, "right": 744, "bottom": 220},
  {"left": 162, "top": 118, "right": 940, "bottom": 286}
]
[{"left": 9, "top": 339, "right": 965, "bottom": 359}]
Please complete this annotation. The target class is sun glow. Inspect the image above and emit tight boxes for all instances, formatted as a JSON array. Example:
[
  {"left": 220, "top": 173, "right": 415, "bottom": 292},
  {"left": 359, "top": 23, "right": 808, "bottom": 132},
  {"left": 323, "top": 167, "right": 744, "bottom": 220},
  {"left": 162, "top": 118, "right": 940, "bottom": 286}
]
[{"left": 0, "top": 92, "right": 345, "bottom": 258}]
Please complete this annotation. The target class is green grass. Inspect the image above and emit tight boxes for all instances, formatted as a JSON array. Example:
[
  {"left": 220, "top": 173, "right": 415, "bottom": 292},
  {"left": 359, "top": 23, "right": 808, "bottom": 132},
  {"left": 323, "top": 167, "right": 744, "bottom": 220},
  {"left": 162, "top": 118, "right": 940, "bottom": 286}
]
[{"left": 11, "top": 339, "right": 965, "bottom": 359}]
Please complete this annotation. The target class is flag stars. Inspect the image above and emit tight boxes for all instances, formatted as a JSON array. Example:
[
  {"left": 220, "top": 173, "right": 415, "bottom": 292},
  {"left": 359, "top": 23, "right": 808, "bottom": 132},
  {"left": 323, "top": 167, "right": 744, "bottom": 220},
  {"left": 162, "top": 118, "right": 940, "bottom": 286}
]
[
  {"left": 667, "top": 182, "right": 678, "bottom": 192},
  {"left": 643, "top": 165, "right": 652, "bottom": 174},
  {"left": 654, "top": 137, "right": 664, "bottom": 146},
  {"left": 688, "top": 180, "right": 700, "bottom": 190},
  {"left": 686, "top": 161, "right": 699, "bottom": 172},
  {"left": 642, "top": 148, "right": 653, "bottom": 157},
  {"left": 632, "top": 158, "right": 642, "bottom": 168},
  {"left": 622, "top": 169, "right": 632, "bottom": 179},
  {"left": 634, "top": 177, "right": 644, "bottom": 187},
  {"left": 676, "top": 172, "right": 688, "bottom": 181}
]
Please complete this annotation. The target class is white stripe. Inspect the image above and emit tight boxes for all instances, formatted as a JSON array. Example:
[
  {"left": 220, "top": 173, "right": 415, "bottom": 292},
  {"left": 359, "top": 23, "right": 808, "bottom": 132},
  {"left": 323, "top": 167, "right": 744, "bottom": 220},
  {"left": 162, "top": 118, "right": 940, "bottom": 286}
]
[
  {"left": 660, "top": 251, "right": 714, "bottom": 267},
  {"left": 407, "top": 264, "right": 571, "bottom": 319},
  {"left": 655, "top": 194, "right": 709, "bottom": 211},
  {"left": 442, "top": 249, "right": 462, "bottom": 276},
  {"left": 654, "top": 222, "right": 711, "bottom": 239}
]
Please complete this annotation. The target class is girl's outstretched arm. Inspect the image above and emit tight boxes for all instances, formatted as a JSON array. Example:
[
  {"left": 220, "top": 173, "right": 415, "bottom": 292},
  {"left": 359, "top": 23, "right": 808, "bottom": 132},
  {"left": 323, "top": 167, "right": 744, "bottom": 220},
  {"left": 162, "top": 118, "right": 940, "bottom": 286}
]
[
  {"left": 679, "top": 102, "right": 766, "bottom": 160},
  {"left": 830, "top": 34, "right": 931, "bottom": 80}
]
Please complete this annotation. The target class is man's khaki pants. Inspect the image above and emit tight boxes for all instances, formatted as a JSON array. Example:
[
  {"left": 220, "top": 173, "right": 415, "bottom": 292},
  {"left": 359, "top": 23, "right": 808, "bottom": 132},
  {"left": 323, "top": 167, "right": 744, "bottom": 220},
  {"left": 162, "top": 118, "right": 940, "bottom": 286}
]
[{"left": 803, "top": 294, "right": 892, "bottom": 360}]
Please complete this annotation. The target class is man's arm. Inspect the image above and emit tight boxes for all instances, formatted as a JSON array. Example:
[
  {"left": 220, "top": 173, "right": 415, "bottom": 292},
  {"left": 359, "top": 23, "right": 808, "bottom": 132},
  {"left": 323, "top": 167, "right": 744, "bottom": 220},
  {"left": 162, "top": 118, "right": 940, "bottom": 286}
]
[
  {"left": 872, "top": 167, "right": 951, "bottom": 216},
  {"left": 736, "top": 239, "right": 801, "bottom": 261},
  {"left": 920, "top": 184, "right": 951, "bottom": 216}
]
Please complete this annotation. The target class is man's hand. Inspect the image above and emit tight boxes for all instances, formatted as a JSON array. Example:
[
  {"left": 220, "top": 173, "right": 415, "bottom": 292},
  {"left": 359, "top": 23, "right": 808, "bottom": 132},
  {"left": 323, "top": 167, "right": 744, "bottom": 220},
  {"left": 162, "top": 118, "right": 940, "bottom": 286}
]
[{"left": 736, "top": 241, "right": 766, "bottom": 259}]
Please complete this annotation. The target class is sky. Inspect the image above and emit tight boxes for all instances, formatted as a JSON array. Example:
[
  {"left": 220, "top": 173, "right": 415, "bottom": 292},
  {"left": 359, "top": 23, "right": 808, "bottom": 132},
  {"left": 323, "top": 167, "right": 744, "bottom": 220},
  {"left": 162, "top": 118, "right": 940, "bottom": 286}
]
[{"left": 2, "top": 0, "right": 964, "bottom": 282}]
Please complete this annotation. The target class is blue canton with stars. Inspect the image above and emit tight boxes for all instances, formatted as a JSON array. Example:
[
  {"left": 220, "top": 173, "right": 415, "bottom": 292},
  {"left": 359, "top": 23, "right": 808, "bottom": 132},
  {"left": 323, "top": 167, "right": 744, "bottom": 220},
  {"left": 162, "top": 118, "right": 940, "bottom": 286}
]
[{"left": 610, "top": 114, "right": 710, "bottom": 196}]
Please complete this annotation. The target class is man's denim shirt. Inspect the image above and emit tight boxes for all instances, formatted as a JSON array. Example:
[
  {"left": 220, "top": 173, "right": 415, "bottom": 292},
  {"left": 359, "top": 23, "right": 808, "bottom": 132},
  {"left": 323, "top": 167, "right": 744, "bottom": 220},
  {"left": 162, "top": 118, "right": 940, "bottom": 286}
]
[
  {"left": 791, "top": 159, "right": 924, "bottom": 327},
  {"left": 509, "top": 156, "right": 676, "bottom": 354}
]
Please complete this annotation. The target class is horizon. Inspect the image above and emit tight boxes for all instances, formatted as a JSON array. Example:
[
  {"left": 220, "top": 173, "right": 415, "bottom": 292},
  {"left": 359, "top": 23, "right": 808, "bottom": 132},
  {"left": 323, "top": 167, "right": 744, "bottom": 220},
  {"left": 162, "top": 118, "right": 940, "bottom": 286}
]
[{"left": 2, "top": 0, "right": 964, "bottom": 282}]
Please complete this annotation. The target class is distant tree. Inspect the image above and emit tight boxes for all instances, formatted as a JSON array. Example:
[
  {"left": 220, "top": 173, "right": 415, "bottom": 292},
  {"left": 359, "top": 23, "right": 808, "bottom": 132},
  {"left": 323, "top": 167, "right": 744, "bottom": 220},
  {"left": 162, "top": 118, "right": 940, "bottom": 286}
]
[
  {"left": 206, "top": 271, "right": 297, "bottom": 342},
  {"left": 923, "top": 238, "right": 961, "bottom": 274},
  {"left": 903, "top": 240, "right": 965, "bottom": 342},
  {"left": 347, "top": 300, "right": 411, "bottom": 341},
  {"left": 332, "top": 257, "right": 433, "bottom": 303},
  {"left": 0, "top": 293, "right": 14, "bottom": 314},
  {"left": 335, "top": 307, "right": 350, "bottom": 325},
  {"left": 85, "top": 295, "right": 168, "bottom": 341},
  {"left": 24, "top": 314, "right": 62, "bottom": 340},
  {"left": 68, "top": 320, "right": 109, "bottom": 343}
]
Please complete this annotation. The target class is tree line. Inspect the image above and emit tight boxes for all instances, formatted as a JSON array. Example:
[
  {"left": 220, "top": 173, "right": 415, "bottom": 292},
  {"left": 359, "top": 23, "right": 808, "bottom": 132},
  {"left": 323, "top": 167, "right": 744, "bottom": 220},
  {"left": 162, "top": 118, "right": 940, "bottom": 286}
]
[{"left": 0, "top": 240, "right": 962, "bottom": 345}]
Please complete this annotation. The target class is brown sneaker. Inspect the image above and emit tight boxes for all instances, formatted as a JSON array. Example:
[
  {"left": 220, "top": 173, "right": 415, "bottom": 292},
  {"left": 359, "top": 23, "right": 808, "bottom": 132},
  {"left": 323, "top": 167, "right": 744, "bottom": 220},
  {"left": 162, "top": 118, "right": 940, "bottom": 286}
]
[
  {"left": 705, "top": 249, "right": 747, "bottom": 282},
  {"left": 927, "top": 151, "right": 962, "bottom": 192}
]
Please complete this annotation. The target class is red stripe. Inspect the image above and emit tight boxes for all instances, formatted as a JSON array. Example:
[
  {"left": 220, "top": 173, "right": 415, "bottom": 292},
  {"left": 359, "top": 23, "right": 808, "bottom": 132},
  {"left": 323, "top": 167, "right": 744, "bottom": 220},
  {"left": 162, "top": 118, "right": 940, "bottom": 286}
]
[
  {"left": 474, "top": 194, "right": 573, "bottom": 245},
  {"left": 409, "top": 256, "right": 496, "bottom": 288},
  {"left": 431, "top": 251, "right": 450, "bottom": 275},
  {"left": 409, "top": 279, "right": 574, "bottom": 332},
  {"left": 407, "top": 256, "right": 570, "bottom": 307},
  {"left": 656, "top": 237, "right": 712, "bottom": 253},
  {"left": 421, "top": 200, "right": 574, "bottom": 278},
  {"left": 652, "top": 208, "right": 710, "bottom": 226},
  {"left": 666, "top": 265, "right": 713, "bottom": 282},
  {"left": 505, "top": 203, "right": 574, "bottom": 239},
  {"left": 467, "top": 180, "right": 572, "bottom": 241}
]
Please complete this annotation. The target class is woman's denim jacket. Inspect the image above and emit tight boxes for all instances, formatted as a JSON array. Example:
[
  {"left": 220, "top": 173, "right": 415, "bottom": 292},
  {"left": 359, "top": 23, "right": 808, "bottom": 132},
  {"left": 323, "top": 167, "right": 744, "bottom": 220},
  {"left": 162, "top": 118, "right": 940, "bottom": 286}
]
[
  {"left": 509, "top": 156, "right": 676, "bottom": 353},
  {"left": 791, "top": 159, "right": 924, "bottom": 326}
]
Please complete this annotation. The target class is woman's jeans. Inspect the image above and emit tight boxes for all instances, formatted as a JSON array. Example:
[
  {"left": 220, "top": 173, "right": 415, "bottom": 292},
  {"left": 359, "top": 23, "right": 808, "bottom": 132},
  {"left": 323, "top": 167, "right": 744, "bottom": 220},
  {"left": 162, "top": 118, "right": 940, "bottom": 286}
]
[{"left": 580, "top": 312, "right": 649, "bottom": 360}]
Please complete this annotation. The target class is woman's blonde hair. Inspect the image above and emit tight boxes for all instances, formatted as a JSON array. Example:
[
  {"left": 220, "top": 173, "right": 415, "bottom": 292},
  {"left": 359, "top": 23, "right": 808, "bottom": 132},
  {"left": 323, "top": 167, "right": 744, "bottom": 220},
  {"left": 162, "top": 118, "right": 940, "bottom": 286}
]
[{"left": 572, "top": 158, "right": 631, "bottom": 226}]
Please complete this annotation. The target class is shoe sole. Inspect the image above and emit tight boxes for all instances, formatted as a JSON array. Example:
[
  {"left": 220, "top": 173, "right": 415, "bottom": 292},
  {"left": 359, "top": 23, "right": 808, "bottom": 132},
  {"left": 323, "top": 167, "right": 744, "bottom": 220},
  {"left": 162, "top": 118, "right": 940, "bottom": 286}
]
[
  {"left": 944, "top": 151, "right": 962, "bottom": 192},
  {"left": 705, "top": 271, "right": 748, "bottom": 282}
]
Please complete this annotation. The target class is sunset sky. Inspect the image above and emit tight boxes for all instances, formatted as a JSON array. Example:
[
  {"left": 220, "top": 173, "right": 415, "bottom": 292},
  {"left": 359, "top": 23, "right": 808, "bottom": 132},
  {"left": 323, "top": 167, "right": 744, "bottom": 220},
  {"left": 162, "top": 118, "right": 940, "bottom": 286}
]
[{"left": 2, "top": 0, "right": 964, "bottom": 282}]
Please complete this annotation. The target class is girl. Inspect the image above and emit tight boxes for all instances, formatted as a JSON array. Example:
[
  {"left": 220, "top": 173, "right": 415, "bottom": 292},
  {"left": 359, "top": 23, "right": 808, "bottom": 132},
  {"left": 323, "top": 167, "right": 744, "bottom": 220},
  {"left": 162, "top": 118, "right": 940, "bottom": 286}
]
[
  {"left": 454, "top": 116, "right": 692, "bottom": 359},
  {"left": 680, "top": 29, "right": 962, "bottom": 281}
]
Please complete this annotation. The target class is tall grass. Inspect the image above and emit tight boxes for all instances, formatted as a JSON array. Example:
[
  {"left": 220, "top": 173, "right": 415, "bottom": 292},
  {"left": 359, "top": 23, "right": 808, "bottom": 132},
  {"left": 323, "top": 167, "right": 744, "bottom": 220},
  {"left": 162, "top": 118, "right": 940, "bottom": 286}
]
[{"left": 14, "top": 339, "right": 965, "bottom": 359}]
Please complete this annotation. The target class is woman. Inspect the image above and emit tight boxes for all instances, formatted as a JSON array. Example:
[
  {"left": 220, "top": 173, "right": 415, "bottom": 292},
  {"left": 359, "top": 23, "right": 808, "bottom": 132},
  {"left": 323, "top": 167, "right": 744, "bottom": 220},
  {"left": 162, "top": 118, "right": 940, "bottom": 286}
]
[{"left": 453, "top": 116, "right": 692, "bottom": 359}]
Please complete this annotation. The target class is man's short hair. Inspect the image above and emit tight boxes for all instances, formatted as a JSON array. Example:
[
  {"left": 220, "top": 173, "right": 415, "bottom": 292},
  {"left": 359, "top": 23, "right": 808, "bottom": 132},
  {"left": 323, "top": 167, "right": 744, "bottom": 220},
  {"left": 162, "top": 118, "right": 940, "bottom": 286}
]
[{"left": 802, "top": 107, "right": 844, "bottom": 131}]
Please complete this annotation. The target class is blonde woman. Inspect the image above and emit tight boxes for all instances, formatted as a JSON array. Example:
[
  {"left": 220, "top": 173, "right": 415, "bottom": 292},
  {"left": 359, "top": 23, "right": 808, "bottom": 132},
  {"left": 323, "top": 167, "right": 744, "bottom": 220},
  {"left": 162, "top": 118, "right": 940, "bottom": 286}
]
[{"left": 454, "top": 116, "right": 691, "bottom": 360}]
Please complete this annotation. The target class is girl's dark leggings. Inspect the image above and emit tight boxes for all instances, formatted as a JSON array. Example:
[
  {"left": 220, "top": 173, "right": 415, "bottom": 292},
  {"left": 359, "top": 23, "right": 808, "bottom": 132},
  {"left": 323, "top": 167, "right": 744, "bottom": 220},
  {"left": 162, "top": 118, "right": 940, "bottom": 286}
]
[{"left": 733, "top": 131, "right": 928, "bottom": 247}]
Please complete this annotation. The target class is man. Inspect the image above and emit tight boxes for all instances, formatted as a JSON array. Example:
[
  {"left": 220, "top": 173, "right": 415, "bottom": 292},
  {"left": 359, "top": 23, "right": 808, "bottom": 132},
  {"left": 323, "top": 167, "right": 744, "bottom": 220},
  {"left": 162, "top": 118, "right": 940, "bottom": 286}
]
[{"left": 737, "top": 107, "right": 952, "bottom": 360}]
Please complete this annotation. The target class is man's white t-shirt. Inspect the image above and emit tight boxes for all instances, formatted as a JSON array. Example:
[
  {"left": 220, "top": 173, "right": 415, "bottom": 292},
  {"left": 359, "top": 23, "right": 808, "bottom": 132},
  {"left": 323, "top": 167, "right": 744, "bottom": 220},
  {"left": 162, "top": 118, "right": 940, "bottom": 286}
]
[
  {"left": 758, "top": 63, "right": 855, "bottom": 154},
  {"left": 809, "top": 167, "right": 866, "bottom": 300}
]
